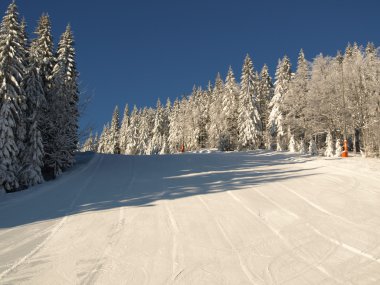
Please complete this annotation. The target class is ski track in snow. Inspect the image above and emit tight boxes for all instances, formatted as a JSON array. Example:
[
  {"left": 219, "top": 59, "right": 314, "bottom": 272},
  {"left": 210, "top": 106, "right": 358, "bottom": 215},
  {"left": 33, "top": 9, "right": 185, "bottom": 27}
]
[
  {"left": 81, "top": 156, "right": 137, "bottom": 285},
  {"left": 0, "top": 155, "right": 104, "bottom": 282},
  {"left": 1, "top": 152, "right": 380, "bottom": 284}
]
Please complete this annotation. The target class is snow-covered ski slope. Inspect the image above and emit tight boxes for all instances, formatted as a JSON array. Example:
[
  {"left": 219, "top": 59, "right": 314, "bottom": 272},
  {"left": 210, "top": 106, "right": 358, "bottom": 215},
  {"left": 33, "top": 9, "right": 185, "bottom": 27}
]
[{"left": 1, "top": 151, "right": 380, "bottom": 284}]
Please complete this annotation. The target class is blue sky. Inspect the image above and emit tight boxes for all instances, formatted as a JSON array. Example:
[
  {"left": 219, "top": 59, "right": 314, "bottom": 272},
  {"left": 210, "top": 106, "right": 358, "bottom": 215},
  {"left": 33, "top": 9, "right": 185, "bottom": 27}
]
[{"left": 2, "top": 0, "right": 379, "bottom": 134}]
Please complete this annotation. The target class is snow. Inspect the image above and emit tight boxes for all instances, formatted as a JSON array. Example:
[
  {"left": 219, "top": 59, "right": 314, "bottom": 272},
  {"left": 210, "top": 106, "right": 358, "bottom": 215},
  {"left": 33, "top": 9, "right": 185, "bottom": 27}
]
[{"left": 1, "top": 151, "right": 380, "bottom": 284}]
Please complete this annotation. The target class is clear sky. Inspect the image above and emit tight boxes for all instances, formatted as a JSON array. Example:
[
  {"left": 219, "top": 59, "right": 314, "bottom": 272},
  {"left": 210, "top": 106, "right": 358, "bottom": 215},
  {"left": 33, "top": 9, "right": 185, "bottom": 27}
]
[{"left": 1, "top": 0, "right": 379, "bottom": 134}]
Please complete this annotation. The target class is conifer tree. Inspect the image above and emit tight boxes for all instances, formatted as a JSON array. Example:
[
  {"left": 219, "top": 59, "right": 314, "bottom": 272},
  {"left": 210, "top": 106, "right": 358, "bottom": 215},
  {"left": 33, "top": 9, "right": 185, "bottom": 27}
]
[
  {"left": 238, "top": 54, "right": 262, "bottom": 149},
  {"left": 150, "top": 99, "right": 164, "bottom": 154},
  {"left": 0, "top": 2, "right": 27, "bottom": 191},
  {"left": 222, "top": 66, "right": 239, "bottom": 150},
  {"left": 284, "top": 49, "right": 309, "bottom": 140},
  {"left": 168, "top": 98, "right": 182, "bottom": 153},
  {"left": 119, "top": 104, "right": 129, "bottom": 154},
  {"left": 19, "top": 52, "right": 46, "bottom": 187},
  {"left": 258, "top": 64, "right": 274, "bottom": 148},
  {"left": 138, "top": 107, "right": 154, "bottom": 155},
  {"left": 208, "top": 73, "right": 224, "bottom": 148},
  {"left": 288, "top": 135, "right": 296, "bottom": 153},
  {"left": 335, "top": 139, "right": 342, "bottom": 157},
  {"left": 299, "top": 140, "right": 307, "bottom": 154},
  {"left": 125, "top": 106, "right": 140, "bottom": 155},
  {"left": 267, "top": 56, "right": 292, "bottom": 150},
  {"left": 309, "top": 139, "right": 318, "bottom": 156},
  {"left": 109, "top": 106, "right": 120, "bottom": 154},
  {"left": 44, "top": 24, "right": 79, "bottom": 174},
  {"left": 324, "top": 132, "right": 334, "bottom": 157},
  {"left": 55, "top": 25, "right": 79, "bottom": 161},
  {"left": 31, "top": 14, "right": 58, "bottom": 177}
]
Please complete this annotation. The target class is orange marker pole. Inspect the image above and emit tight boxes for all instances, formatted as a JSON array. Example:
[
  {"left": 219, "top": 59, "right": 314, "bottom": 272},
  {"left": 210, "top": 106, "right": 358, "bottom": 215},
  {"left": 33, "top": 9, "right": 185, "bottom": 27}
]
[{"left": 342, "top": 139, "right": 348, "bottom": 158}]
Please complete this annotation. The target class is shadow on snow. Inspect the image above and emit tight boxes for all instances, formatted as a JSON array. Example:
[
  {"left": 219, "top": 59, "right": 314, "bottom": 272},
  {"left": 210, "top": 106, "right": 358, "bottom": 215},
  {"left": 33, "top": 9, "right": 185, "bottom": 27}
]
[{"left": 0, "top": 151, "right": 321, "bottom": 229}]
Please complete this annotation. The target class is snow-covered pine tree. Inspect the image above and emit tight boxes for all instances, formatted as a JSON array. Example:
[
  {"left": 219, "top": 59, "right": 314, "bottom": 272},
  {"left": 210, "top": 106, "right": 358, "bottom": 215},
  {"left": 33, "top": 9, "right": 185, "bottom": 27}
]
[
  {"left": 192, "top": 88, "right": 208, "bottom": 149},
  {"left": 119, "top": 104, "right": 129, "bottom": 154},
  {"left": 324, "top": 132, "right": 334, "bottom": 157},
  {"left": 97, "top": 124, "right": 109, "bottom": 153},
  {"left": 208, "top": 73, "right": 224, "bottom": 148},
  {"left": 81, "top": 131, "right": 94, "bottom": 152},
  {"left": 288, "top": 135, "right": 296, "bottom": 153},
  {"left": 31, "top": 14, "right": 57, "bottom": 177},
  {"left": 44, "top": 24, "right": 79, "bottom": 175},
  {"left": 0, "top": 2, "right": 27, "bottom": 191},
  {"left": 284, "top": 49, "right": 309, "bottom": 140},
  {"left": 238, "top": 54, "right": 262, "bottom": 150},
  {"left": 138, "top": 107, "right": 154, "bottom": 155},
  {"left": 125, "top": 106, "right": 140, "bottom": 155},
  {"left": 335, "top": 138, "right": 342, "bottom": 157},
  {"left": 222, "top": 66, "right": 239, "bottom": 150},
  {"left": 309, "top": 139, "right": 318, "bottom": 156},
  {"left": 109, "top": 106, "right": 120, "bottom": 154},
  {"left": 93, "top": 132, "right": 99, "bottom": 152},
  {"left": 161, "top": 98, "right": 171, "bottom": 152},
  {"left": 55, "top": 24, "right": 79, "bottom": 162},
  {"left": 19, "top": 50, "right": 46, "bottom": 187},
  {"left": 150, "top": 99, "right": 164, "bottom": 154},
  {"left": 267, "top": 56, "right": 292, "bottom": 151},
  {"left": 299, "top": 139, "right": 307, "bottom": 154},
  {"left": 168, "top": 98, "right": 182, "bottom": 153},
  {"left": 258, "top": 64, "right": 274, "bottom": 149}
]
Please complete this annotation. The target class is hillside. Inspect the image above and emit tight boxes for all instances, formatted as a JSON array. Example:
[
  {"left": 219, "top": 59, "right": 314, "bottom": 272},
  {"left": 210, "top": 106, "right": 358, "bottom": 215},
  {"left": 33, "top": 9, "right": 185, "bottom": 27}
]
[{"left": 1, "top": 151, "right": 380, "bottom": 284}]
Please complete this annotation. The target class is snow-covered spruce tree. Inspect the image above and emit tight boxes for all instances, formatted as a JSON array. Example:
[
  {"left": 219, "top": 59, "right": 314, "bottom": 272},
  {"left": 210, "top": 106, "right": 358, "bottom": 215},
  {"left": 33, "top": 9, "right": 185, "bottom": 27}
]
[
  {"left": 362, "top": 42, "right": 380, "bottom": 156},
  {"left": 93, "top": 132, "right": 99, "bottom": 152},
  {"left": 0, "top": 2, "right": 27, "bottom": 191},
  {"left": 187, "top": 87, "right": 202, "bottom": 150},
  {"left": 19, "top": 51, "right": 46, "bottom": 187},
  {"left": 31, "top": 14, "right": 57, "bottom": 177},
  {"left": 184, "top": 94, "right": 201, "bottom": 151},
  {"left": 119, "top": 104, "right": 129, "bottom": 154},
  {"left": 208, "top": 73, "right": 224, "bottom": 148},
  {"left": 97, "top": 124, "right": 109, "bottom": 154},
  {"left": 299, "top": 139, "right": 307, "bottom": 154},
  {"left": 267, "top": 56, "right": 292, "bottom": 151},
  {"left": 109, "top": 106, "right": 120, "bottom": 154},
  {"left": 324, "top": 132, "right": 334, "bottom": 157},
  {"left": 138, "top": 107, "right": 154, "bottom": 155},
  {"left": 81, "top": 131, "right": 94, "bottom": 152},
  {"left": 193, "top": 88, "right": 208, "bottom": 149},
  {"left": 222, "top": 66, "right": 240, "bottom": 150},
  {"left": 168, "top": 98, "right": 182, "bottom": 153},
  {"left": 284, "top": 49, "right": 309, "bottom": 140},
  {"left": 55, "top": 25, "right": 79, "bottom": 162},
  {"left": 238, "top": 54, "right": 262, "bottom": 150},
  {"left": 288, "top": 135, "right": 296, "bottom": 153},
  {"left": 160, "top": 98, "right": 171, "bottom": 152},
  {"left": 125, "top": 106, "right": 140, "bottom": 155},
  {"left": 335, "top": 138, "right": 342, "bottom": 157},
  {"left": 43, "top": 24, "right": 79, "bottom": 176},
  {"left": 149, "top": 99, "right": 164, "bottom": 154},
  {"left": 309, "top": 139, "right": 318, "bottom": 156},
  {"left": 258, "top": 64, "right": 274, "bottom": 149}
]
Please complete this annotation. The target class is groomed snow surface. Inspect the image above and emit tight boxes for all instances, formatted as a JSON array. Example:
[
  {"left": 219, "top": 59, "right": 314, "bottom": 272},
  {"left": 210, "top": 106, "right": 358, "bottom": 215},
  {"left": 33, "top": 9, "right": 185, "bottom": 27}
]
[{"left": 1, "top": 151, "right": 380, "bottom": 284}]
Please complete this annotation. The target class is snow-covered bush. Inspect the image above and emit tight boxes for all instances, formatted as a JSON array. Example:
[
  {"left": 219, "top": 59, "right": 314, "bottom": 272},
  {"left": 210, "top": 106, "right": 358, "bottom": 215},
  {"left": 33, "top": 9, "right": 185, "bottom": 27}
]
[
  {"left": 324, "top": 132, "right": 334, "bottom": 157},
  {"left": 299, "top": 140, "right": 307, "bottom": 154},
  {"left": 309, "top": 139, "right": 318, "bottom": 156},
  {"left": 218, "top": 134, "right": 232, "bottom": 151},
  {"left": 288, "top": 135, "right": 296, "bottom": 152},
  {"left": 335, "top": 139, "right": 342, "bottom": 157}
]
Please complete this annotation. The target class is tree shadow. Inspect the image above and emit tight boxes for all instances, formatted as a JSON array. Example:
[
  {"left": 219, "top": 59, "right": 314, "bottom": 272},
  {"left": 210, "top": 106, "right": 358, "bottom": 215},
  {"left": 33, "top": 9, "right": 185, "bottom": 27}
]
[{"left": 0, "top": 151, "right": 321, "bottom": 230}]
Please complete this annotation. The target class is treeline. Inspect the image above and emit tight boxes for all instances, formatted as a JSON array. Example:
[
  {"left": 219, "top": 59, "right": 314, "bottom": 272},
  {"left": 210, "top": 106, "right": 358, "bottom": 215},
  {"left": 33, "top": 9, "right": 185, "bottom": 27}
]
[
  {"left": 0, "top": 2, "right": 79, "bottom": 192},
  {"left": 83, "top": 43, "right": 379, "bottom": 158}
]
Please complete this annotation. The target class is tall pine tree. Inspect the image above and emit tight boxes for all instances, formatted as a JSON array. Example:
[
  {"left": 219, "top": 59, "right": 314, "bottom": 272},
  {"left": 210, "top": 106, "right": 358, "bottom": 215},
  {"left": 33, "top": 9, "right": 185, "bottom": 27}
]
[{"left": 0, "top": 2, "right": 27, "bottom": 191}]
